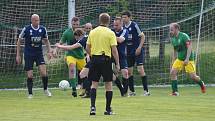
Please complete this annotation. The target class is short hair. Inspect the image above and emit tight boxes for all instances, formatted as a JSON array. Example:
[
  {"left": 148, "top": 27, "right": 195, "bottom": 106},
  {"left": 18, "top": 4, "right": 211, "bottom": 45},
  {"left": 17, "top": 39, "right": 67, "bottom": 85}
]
[
  {"left": 171, "top": 23, "right": 180, "bottom": 30},
  {"left": 121, "top": 11, "right": 132, "bottom": 17},
  {"left": 74, "top": 28, "right": 84, "bottom": 37},
  {"left": 99, "top": 13, "right": 110, "bottom": 25},
  {"left": 72, "top": 16, "right": 80, "bottom": 22},
  {"left": 114, "top": 17, "right": 122, "bottom": 21}
]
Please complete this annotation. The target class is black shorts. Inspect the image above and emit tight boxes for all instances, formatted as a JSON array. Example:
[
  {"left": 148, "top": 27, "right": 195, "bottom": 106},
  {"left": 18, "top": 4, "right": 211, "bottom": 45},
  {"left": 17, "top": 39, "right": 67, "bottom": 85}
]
[
  {"left": 24, "top": 54, "right": 45, "bottom": 71},
  {"left": 127, "top": 48, "right": 144, "bottom": 68},
  {"left": 88, "top": 55, "right": 113, "bottom": 82}
]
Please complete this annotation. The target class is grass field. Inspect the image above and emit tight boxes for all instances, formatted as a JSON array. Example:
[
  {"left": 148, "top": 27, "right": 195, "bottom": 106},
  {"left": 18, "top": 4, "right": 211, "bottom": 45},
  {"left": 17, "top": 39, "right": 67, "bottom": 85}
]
[{"left": 0, "top": 87, "right": 215, "bottom": 121}]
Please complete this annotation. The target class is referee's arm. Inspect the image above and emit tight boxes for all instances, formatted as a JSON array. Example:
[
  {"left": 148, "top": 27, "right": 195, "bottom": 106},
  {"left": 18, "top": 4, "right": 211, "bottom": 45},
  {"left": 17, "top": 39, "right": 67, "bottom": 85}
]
[{"left": 111, "top": 45, "right": 120, "bottom": 71}]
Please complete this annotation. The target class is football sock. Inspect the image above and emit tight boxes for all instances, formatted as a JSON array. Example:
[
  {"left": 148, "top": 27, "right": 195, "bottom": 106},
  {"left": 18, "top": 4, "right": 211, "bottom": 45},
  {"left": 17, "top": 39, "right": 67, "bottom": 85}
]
[
  {"left": 42, "top": 76, "right": 48, "bottom": 90},
  {"left": 69, "top": 78, "right": 77, "bottom": 92},
  {"left": 128, "top": 76, "right": 135, "bottom": 92},
  {"left": 122, "top": 77, "right": 128, "bottom": 94},
  {"left": 195, "top": 80, "right": 204, "bottom": 87},
  {"left": 141, "top": 76, "right": 148, "bottom": 92},
  {"left": 91, "top": 88, "right": 97, "bottom": 107},
  {"left": 27, "top": 78, "right": 33, "bottom": 95},
  {"left": 114, "top": 77, "right": 124, "bottom": 95},
  {"left": 171, "top": 80, "right": 178, "bottom": 92},
  {"left": 106, "top": 91, "right": 113, "bottom": 111}
]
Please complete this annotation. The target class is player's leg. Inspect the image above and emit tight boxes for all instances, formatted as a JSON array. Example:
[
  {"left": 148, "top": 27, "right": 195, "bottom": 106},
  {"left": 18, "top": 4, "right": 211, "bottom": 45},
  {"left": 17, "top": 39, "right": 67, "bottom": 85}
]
[
  {"left": 67, "top": 56, "right": 77, "bottom": 97},
  {"left": 88, "top": 57, "right": 101, "bottom": 115},
  {"left": 37, "top": 54, "right": 51, "bottom": 97},
  {"left": 136, "top": 50, "right": 150, "bottom": 96},
  {"left": 24, "top": 55, "right": 34, "bottom": 98},
  {"left": 38, "top": 64, "right": 52, "bottom": 97},
  {"left": 121, "top": 68, "right": 128, "bottom": 96},
  {"left": 102, "top": 58, "right": 114, "bottom": 115},
  {"left": 186, "top": 61, "right": 206, "bottom": 93},
  {"left": 170, "top": 59, "right": 182, "bottom": 96},
  {"left": 113, "top": 73, "right": 124, "bottom": 97},
  {"left": 79, "top": 67, "right": 90, "bottom": 98},
  {"left": 127, "top": 55, "right": 135, "bottom": 96},
  {"left": 77, "top": 58, "right": 87, "bottom": 96}
]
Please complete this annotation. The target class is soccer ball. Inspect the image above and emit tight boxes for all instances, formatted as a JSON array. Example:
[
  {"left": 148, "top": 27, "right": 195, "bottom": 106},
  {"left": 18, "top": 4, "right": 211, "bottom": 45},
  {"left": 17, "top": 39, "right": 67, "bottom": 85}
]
[{"left": 59, "top": 80, "right": 70, "bottom": 90}]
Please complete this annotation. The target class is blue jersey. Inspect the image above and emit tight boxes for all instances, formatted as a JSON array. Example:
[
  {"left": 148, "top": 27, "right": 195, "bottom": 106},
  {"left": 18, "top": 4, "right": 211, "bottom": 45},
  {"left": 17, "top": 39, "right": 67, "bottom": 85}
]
[
  {"left": 112, "top": 28, "right": 128, "bottom": 57},
  {"left": 19, "top": 24, "right": 48, "bottom": 56},
  {"left": 77, "top": 34, "right": 88, "bottom": 49},
  {"left": 123, "top": 21, "right": 142, "bottom": 55}
]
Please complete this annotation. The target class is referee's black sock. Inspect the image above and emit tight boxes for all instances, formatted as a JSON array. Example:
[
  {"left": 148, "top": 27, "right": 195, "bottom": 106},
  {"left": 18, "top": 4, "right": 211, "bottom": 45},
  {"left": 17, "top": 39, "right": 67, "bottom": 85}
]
[
  {"left": 106, "top": 91, "right": 113, "bottom": 111},
  {"left": 42, "top": 76, "right": 48, "bottom": 90},
  {"left": 114, "top": 77, "right": 124, "bottom": 96},
  {"left": 90, "top": 88, "right": 96, "bottom": 108},
  {"left": 142, "top": 76, "right": 148, "bottom": 92},
  {"left": 122, "top": 77, "right": 129, "bottom": 94},
  {"left": 128, "top": 76, "right": 135, "bottom": 92},
  {"left": 27, "top": 78, "right": 33, "bottom": 95}
]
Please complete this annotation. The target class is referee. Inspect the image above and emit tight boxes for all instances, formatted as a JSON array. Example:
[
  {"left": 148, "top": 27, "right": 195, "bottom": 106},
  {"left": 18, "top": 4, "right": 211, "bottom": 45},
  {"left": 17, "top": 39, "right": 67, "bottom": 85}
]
[{"left": 86, "top": 13, "right": 120, "bottom": 115}]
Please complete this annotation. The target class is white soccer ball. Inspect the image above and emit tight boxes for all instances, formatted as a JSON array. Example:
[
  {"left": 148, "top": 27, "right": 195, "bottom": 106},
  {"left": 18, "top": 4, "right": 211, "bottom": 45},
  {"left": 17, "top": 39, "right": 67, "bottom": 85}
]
[{"left": 59, "top": 80, "right": 70, "bottom": 90}]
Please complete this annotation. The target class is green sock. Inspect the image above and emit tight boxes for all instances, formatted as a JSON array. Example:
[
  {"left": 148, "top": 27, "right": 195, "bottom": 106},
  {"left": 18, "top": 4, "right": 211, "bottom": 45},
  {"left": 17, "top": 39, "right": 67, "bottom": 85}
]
[
  {"left": 171, "top": 80, "right": 178, "bottom": 92},
  {"left": 195, "top": 80, "right": 204, "bottom": 87},
  {"left": 69, "top": 78, "right": 77, "bottom": 92}
]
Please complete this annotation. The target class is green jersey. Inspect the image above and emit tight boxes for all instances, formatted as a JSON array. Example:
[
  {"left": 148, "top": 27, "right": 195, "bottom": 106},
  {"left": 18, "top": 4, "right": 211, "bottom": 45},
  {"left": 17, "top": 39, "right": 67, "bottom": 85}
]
[
  {"left": 171, "top": 32, "right": 194, "bottom": 61},
  {"left": 61, "top": 28, "right": 85, "bottom": 59}
]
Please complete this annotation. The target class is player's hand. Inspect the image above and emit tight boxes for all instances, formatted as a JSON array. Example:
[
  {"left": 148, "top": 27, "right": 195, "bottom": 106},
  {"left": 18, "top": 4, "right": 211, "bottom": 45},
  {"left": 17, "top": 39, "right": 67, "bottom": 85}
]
[
  {"left": 115, "top": 64, "right": 120, "bottom": 73},
  {"left": 55, "top": 43, "right": 61, "bottom": 48},
  {"left": 16, "top": 55, "right": 21, "bottom": 65},
  {"left": 183, "top": 59, "right": 189, "bottom": 66},
  {"left": 86, "top": 54, "right": 90, "bottom": 62},
  {"left": 135, "top": 47, "right": 142, "bottom": 56},
  {"left": 47, "top": 49, "right": 54, "bottom": 60},
  {"left": 52, "top": 48, "right": 58, "bottom": 58}
]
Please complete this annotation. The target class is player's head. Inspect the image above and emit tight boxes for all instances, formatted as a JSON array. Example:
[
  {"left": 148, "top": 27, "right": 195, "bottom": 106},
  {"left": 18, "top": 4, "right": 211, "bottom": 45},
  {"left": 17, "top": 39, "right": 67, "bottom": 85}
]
[
  {"left": 113, "top": 17, "right": 123, "bottom": 32},
  {"left": 170, "top": 23, "right": 180, "bottom": 37},
  {"left": 99, "top": 13, "right": 110, "bottom": 26},
  {"left": 74, "top": 28, "right": 84, "bottom": 40},
  {"left": 84, "top": 23, "right": 93, "bottom": 34},
  {"left": 121, "top": 11, "right": 132, "bottom": 24},
  {"left": 71, "top": 17, "right": 80, "bottom": 29},
  {"left": 31, "top": 14, "right": 40, "bottom": 27}
]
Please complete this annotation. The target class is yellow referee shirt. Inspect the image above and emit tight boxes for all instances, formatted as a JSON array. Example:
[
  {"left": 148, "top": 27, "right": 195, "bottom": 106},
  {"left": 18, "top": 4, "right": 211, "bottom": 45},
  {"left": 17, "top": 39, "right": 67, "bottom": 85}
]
[{"left": 87, "top": 26, "right": 117, "bottom": 57}]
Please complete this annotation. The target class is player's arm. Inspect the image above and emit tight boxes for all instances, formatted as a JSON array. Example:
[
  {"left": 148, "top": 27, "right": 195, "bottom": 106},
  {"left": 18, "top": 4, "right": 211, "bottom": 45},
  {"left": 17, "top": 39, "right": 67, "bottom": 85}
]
[
  {"left": 86, "top": 44, "right": 91, "bottom": 56},
  {"left": 16, "top": 27, "right": 26, "bottom": 64},
  {"left": 16, "top": 38, "right": 22, "bottom": 64},
  {"left": 56, "top": 43, "right": 81, "bottom": 51},
  {"left": 112, "top": 45, "right": 120, "bottom": 71},
  {"left": 135, "top": 23, "right": 145, "bottom": 55},
  {"left": 184, "top": 40, "right": 192, "bottom": 65},
  {"left": 172, "top": 49, "right": 177, "bottom": 64}
]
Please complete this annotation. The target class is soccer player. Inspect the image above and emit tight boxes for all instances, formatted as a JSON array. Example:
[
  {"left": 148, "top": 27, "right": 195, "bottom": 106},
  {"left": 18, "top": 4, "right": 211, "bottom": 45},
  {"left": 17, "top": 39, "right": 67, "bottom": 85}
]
[
  {"left": 112, "top": 17, "right": 129, "bottom": 97},
  {"left": 16, "top": 14, "right": 52, "bottom": 99},
  {"left": 86, "top": 13, "right": 120, "bottom": 115},
  {"left": 169, "top": 23, "right": 206, "bottom": 96},
  {"left": 79, "top": 23, "right": 93, "bottom": 98},
  {"left": 121, "top": 11, "right": 150, "bottom": 96},
  {"left": 54, "top": 17, "right": 85, "bottom": 97}
]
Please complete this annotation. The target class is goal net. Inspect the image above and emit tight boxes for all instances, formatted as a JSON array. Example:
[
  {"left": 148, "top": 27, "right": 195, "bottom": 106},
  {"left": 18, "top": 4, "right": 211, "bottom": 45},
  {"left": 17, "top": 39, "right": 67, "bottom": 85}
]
[{"left": 0, "top": 0, "right": 214, "bottom": 89}]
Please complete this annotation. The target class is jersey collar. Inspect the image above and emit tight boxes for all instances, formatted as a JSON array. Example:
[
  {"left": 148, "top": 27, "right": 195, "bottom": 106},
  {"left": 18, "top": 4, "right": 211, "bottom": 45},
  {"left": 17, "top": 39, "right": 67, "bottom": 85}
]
[
  {"left": 125, "top": 21, "right": 132, "bottom": 28},
  {"left": 31, "top": 24, "right": 40, "bottom": 31}
]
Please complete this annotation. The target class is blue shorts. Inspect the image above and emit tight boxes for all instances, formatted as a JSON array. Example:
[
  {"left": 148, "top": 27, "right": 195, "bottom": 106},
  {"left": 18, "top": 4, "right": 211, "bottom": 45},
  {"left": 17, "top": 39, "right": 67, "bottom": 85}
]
[
  {"left": 84, "top": 61, "right": 92, "bottom": 69},
  {"left": 119, "top": 55, "right": 128, "bottom": 69},
  {"left": 24, "top": 54, "right": 45, "bottom": 71},
  {"left": 127, "top": 48, "right": 144, "bottom": 67}
]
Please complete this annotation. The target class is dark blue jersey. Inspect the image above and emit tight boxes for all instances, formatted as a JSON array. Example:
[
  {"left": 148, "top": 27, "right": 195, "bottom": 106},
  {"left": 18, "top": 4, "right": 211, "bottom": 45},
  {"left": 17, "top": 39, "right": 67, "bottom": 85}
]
[
  {"left": 123, "top": 21, "right": 142, "bottom": 55},
  {"left": 112, "top": 28, "right": 128, "bottom": 57},
  {"left": 77, "top": 34, "right": 88, "bottom": 49},
  {"left": 19, "top": 24, "right": 48, "bottom": 56}
]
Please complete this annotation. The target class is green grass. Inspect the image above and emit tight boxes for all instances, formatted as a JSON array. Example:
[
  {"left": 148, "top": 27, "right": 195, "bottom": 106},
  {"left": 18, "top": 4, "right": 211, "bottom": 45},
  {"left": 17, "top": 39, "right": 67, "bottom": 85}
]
[{"left": 0, "top": 87, "right": 215, "bottom": 121}]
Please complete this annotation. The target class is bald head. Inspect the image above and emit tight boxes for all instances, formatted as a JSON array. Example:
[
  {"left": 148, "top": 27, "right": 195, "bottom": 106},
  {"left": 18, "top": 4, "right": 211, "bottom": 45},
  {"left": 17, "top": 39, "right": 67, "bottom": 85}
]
[
  {"left": 84, "top": 23, "right": 93, "bottom": 34},
  {"left": 31, "top": 14, "right": 40, "bottom": 28},
  {"left": 99, "top": 13, "right": 110, "bottom": 26},
  {"left": 170, "top": 23, "right": 180, "bottom": 37}
]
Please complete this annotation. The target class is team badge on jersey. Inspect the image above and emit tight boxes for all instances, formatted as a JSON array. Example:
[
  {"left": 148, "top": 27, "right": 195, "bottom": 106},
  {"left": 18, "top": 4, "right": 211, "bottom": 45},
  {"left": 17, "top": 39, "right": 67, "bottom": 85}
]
[
  {"left": 39, "top": 29, "right": 42, "bottom": 33},
  {"left": 30, "top": 30, "right": 32, "bottom": 35},
  {"left": 129, "top": 27, "right": 132, "bottom": 31}
]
